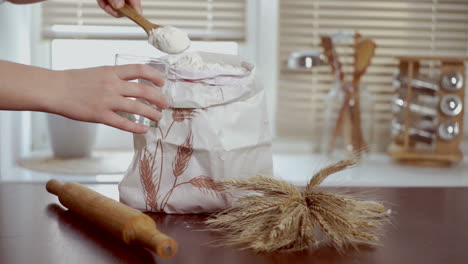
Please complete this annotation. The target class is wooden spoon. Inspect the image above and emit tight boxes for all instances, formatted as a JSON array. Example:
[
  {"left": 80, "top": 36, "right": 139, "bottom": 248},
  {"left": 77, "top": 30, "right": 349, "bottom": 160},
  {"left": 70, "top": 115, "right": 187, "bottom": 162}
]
[
  {"left": 350, "top": 37, "right": 377, "bottom": 151},
  {"left": 354, "top": 39, "right": 376, "bottom": 83},
  {"left": 118, "top": 4, "right": 160, "bottom": 36}
]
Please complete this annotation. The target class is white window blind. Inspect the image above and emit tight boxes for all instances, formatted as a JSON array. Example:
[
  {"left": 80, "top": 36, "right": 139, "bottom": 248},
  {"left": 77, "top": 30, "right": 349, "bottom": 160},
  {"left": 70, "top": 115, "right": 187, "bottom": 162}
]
[
  {"left": 42, "top": 0, "right": 246, "bottom": 40},
  {"left": 277, "top": 0, "right": 468, "bottom": 150}
]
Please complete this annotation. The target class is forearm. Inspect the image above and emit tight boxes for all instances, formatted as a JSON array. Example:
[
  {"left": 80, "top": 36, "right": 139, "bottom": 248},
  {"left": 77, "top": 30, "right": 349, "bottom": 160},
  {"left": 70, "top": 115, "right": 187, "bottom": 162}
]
[
  {"left": 0, "top": 60, "right": 64, "bottom": 112},
  {"left": 0, "top": 60, "right": 167, "bottom": 134}
]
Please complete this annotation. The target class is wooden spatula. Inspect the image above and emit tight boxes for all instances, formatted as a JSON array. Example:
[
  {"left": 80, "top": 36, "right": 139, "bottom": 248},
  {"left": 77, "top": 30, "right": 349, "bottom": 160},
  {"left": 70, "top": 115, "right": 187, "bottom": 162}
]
[
  {"left": 350, "top": 37, "right": 377, "bottom": 151},
  {"left": 354, "top": 39, "right": 376, "bottom": 84}
]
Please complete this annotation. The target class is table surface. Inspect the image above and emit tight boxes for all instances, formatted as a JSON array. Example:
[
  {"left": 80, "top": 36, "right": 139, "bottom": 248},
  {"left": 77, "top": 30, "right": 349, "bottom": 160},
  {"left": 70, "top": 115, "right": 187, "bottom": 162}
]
[{"left": 1, "top": 183, "right": 468, "bottom": 264}]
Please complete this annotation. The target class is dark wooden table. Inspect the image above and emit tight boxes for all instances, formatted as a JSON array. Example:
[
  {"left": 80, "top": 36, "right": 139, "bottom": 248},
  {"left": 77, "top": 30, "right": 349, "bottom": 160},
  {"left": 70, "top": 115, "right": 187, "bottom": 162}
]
[{"left": 1, "top": 182, "right": 468, "bottom": 264}]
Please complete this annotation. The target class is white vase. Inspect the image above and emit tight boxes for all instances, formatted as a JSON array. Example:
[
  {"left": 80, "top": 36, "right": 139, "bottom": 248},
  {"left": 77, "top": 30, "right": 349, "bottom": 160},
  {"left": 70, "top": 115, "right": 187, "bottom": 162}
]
[{"left": 47, "top": 114, "right": 97, "bottom": 159}]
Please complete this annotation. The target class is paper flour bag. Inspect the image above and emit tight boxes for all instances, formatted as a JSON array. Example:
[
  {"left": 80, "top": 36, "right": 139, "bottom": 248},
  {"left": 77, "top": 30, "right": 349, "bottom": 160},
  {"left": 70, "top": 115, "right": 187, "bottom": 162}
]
[{"left": 119, "top": 52, "right": 273, "bottom": 214}]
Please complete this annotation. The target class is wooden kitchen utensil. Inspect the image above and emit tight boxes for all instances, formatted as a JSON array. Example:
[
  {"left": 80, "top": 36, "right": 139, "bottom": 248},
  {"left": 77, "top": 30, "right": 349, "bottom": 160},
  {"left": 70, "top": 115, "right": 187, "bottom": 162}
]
[
  {"left": 118, "top": 4, "right": 160, "bottom": 36},
  {"left": 328, "top": 83, "right": 352, "bottom": 152},
  {"left": 321, "top": 36, "right": 354, "bottom": 152},
  {"left": 46, "top": 179, "right": 177, "bottom": 258},
  {"left": 350, "top": 37, "right": 377, "bottom": 151},
  {"left": 321, "top": 36, "right": 345, "bottom": 86},
  {"left": 322, "top": 33, "right": 376, "bottom": 155}
]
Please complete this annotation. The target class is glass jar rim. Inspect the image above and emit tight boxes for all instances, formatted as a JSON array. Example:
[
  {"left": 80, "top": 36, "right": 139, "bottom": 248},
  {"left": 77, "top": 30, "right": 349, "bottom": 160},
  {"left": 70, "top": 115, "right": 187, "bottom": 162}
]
[
  {"left": 115, "top": 53, "right": 167, "bottom": 65},
  {"left": 115, "top": 53, "right": 168, "bottom": 75}
]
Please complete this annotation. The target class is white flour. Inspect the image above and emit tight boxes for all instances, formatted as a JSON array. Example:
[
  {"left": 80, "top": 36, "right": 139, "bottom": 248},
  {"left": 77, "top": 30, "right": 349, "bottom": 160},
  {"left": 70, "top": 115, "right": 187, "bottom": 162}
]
[
  {"left": 149, "top": 26, "right": 191, "bottom": 54},
  {"left": 165, "top": 52, "right": 244, "bottom": 73}
]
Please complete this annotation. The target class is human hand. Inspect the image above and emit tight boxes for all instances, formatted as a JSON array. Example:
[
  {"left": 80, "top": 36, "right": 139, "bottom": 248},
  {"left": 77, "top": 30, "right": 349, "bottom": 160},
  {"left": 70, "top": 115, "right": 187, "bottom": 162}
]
[
  {"left": 97, "top": 0, "right": 142, "bottom": 17},
  {"left": 49, "top": 64, "right": 168, "bottom": 134}
]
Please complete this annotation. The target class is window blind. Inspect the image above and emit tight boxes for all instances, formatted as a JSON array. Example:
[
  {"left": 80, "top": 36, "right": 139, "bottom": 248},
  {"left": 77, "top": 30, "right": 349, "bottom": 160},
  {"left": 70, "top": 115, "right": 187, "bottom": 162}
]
[
  {"left": 277, "top": 0, "right": 468, "bottom": 151},
  {"left": 42, "top": 0, "right": 246, "bottom": 40}
]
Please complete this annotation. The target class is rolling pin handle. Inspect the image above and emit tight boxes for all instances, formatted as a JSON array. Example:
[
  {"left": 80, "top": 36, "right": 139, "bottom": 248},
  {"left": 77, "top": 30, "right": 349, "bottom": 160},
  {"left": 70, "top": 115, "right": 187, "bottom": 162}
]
[
  {"left": 123, "top": 215, "right": 178, "bottom": 258},
  {"left": 46, "top": 179, "right": 64, "bottom": 196},
  {"left": 151, "top": 232, "right": 178, "bottom": 258}
]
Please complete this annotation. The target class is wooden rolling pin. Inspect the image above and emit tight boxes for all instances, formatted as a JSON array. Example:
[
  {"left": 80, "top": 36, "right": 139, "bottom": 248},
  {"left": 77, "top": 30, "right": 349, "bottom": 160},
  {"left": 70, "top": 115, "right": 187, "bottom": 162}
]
[{"left": 46, "top": 179, "right": 177, "bottom": 258}]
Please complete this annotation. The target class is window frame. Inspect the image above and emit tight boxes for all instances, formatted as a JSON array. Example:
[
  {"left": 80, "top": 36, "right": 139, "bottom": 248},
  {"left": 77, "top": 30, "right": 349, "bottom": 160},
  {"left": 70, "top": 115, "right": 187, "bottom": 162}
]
[{"left": 19, "top": 0, "right": 468, "bottom": 164}]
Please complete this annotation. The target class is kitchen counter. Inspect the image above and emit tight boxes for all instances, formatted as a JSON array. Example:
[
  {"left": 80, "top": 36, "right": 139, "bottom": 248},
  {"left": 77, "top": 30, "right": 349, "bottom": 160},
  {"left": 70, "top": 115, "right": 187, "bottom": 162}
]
[
  {"left": 3, "top": 152, "right": 468, "bottom": 187},
  {"left": 1, "top": 182, "right": 468, "bottom": 264}
]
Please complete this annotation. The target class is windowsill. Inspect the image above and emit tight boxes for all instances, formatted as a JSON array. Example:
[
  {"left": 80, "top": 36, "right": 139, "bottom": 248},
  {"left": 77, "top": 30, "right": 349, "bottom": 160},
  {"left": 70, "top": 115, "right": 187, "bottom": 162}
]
[
  {"left": 273, "top": 152, "right": 468, "bottom": 187},
  {"left": 18, "top": 150, "right": 133, "bottom": 175},
  {"left": 4, "top": 147, "right": 468, "bottom": 187},
  {"left": 3, "top": 150, "right": 130, "bottom": 183}
]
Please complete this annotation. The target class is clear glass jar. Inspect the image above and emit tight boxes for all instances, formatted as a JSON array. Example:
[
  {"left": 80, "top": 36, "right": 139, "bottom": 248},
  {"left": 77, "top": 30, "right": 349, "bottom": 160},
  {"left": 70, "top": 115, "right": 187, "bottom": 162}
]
[
  {"left": 114, "top": 54, "right": 168, "bottom": 127},
  {"left": 321, "top": 81, "right": 375, "bottom": 159}
]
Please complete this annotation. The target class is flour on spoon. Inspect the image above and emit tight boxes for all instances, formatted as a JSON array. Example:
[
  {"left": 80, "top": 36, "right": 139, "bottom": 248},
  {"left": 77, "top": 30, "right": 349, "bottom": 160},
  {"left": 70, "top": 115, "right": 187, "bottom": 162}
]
[{"left": 149, "top": 26, "right": 191, "bottom": 54}]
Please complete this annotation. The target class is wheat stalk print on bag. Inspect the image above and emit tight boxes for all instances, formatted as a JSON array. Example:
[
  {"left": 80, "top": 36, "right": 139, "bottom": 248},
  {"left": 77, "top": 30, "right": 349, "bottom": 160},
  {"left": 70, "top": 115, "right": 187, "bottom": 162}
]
[
  {"left": 160, "top": 131, "right": 194, "bottom": 210},
  {"left": 157, "top": 108, "right": 201, "bottom": 139},
  {"left": 136, "top": 107, "right": 226, "bottom": 212},
  {"left": 206, "top": 158, "right": 390, "bottom": 253},
  {"left": 138, "top": 141, "right": 160, "bottom": 211},
  {"left": 172, "top": 108, "right": 200, "bottom": 122},
  {"left": 189, "top": 176, "right": 229, "bottom": 204}
]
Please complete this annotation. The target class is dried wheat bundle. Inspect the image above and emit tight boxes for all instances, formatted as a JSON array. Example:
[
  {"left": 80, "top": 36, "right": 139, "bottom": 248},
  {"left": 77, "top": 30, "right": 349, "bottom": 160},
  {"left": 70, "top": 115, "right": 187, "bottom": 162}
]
[{"left": 205, "top": 158, "right": 390, "bottom": 253}]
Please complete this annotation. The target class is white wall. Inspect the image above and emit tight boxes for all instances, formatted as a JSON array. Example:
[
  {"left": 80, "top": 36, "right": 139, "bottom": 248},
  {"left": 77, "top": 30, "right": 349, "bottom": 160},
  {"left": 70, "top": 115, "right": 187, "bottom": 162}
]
[
  {"left": 0, "top": 2, "right": 33, "bottom": 179},
  {"left": 261, "top": 0, "right": 279, "bottom": 135},
  {"left": 239, "top": 0, "right": 279, "bottom": 136}
]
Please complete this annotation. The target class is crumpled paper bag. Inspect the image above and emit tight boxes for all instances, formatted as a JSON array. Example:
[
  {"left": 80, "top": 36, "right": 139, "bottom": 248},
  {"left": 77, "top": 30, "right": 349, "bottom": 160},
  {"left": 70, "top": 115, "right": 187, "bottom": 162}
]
[{"left": 119, "top": 52, "right": 273, "bottom": 213}]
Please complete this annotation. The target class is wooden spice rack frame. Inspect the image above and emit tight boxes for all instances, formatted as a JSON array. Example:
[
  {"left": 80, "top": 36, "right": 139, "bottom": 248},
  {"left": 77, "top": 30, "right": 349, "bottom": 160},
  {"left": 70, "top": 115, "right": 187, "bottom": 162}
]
[{"left": 388, "top": 56, "right": 468, "bottom": 166}]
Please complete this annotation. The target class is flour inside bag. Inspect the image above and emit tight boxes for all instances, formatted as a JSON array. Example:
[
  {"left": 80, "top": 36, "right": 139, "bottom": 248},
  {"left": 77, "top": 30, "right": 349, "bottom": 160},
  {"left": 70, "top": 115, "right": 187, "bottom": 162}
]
[{"left": 119, "top": 52, "right": 273, "bottom": 214}]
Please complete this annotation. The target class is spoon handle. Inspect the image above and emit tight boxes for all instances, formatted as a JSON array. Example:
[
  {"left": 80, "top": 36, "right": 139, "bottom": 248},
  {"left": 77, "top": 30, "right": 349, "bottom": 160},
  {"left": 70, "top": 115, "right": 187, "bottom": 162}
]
[{"left": 118, "top": 4, "right": 157, "bottom": 36}]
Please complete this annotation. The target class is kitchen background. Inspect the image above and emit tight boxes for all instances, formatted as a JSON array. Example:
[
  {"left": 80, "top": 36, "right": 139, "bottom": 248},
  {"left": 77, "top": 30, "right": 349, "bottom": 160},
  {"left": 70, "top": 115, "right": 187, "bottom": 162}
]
[{"left": 1, "top": 0, "right": 467, "bottom": 185}]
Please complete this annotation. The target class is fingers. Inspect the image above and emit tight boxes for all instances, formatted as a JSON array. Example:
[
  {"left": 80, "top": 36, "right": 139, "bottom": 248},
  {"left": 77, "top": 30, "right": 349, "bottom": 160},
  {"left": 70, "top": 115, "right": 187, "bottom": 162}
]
[
  {"left": 108, "top": 0, "right": 125, "bottom": 9},
  {"left": 99, "top": 0, "right": 142, "bottom": 17},
  {"left": 115, "top": 98, "right": 163, "bottom": 123},
  {"left": 103, "top": 112, "right": 149, "bottom": 134},
  {"left": 103, "top": 97, "right": 164, "bottom": 134},
  {"left": 104, "top": 5, "right": 121, "bottom": 17},
  {"left": 128, "top": 0, "right": 142, "bottom": 14},
  {"left": 114, "top": 64, "right": 165, "bottom": 87},
  {"left": 97, "top": 0, "right": 123, "bottom": 17},
  {"left": 97, "top": 0, "right": 105, "bottom": 9},
  {"left": 121, "top": 83, "right": 169, "bottom": 109}
]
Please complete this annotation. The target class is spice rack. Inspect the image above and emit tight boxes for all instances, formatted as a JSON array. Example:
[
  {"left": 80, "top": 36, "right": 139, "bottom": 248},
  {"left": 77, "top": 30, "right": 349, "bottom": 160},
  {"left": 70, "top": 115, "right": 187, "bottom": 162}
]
[{"left": 388, "top": 56, "right": 467, "bottom": 166}]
